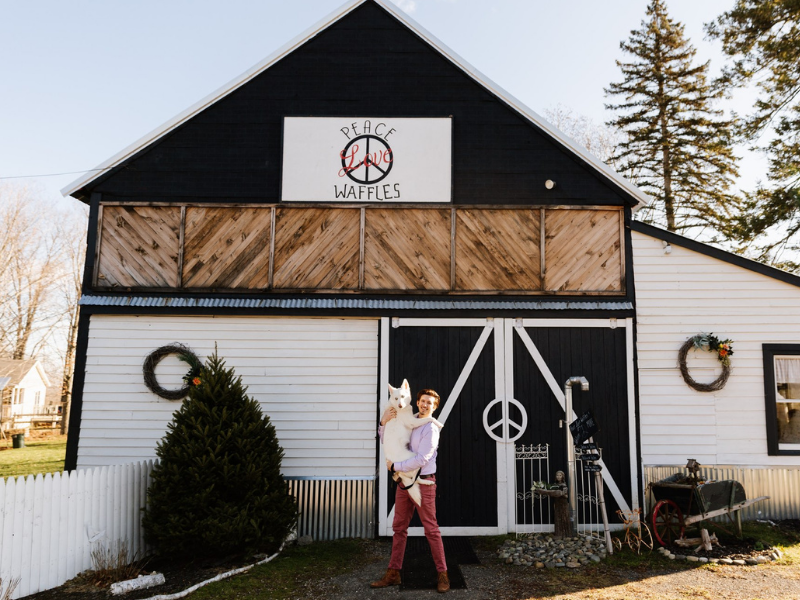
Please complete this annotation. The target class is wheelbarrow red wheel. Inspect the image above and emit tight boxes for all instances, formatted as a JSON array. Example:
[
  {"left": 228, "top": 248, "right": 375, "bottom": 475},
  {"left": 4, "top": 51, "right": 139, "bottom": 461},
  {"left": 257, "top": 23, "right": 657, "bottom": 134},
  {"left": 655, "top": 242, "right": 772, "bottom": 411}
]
[{"left": 651, "top": 499, "right": 685, "bottom": 547}]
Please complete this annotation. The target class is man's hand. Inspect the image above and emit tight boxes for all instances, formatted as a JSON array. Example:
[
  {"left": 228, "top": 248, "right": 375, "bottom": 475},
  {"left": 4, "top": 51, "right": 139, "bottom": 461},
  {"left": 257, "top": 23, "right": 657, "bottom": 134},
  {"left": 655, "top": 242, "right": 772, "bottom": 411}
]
[
  {"left": 380, "top": 406, "right": 397, "bottom": 426},
  {"left": 386, "top": 459, "right": 394, "bottom": 472}
]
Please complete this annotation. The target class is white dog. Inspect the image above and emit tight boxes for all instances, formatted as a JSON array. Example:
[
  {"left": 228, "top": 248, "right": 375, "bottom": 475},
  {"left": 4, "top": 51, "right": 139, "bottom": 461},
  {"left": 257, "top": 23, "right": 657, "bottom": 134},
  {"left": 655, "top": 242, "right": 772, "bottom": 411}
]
[{"left": 383, "top": 379, "right": 444, "bottom": 506}]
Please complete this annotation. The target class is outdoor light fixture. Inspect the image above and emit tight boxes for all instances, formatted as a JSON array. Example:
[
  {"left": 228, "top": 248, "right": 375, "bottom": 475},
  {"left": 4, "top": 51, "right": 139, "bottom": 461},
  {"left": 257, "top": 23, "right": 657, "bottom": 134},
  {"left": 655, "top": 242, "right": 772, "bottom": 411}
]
[
  {"left": 662, "top": 240, "right": 672, "bottom": 254},
  {"left": 545, "top": 180, "right": 556, "bottom": 190}
]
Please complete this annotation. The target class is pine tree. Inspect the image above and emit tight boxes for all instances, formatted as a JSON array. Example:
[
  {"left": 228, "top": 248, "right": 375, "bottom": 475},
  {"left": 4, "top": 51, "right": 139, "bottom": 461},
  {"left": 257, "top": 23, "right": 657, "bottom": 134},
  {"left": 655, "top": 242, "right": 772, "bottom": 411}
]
[
  {"left": 606, "top": 0, "right": 739, "bottom": 236},
  {"left": 707, "top": 1, "right": 800, "bottom": 271},
  {"left": 142, "top": 351, "right": 297, "bottom": 559}
]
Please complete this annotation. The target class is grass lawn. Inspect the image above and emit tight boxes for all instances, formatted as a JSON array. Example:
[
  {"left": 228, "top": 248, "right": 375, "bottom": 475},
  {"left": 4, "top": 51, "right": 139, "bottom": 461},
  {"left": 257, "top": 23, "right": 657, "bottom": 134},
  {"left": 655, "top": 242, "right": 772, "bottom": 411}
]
[
  {"left": 0, "top": 435, "right": 67, "bottom": 479},
  {"left": 183, "top": 522, "right": 800, "bottom": 600},
  {"left": 190, "top": 538, "right": 375, "bottom": 599}
]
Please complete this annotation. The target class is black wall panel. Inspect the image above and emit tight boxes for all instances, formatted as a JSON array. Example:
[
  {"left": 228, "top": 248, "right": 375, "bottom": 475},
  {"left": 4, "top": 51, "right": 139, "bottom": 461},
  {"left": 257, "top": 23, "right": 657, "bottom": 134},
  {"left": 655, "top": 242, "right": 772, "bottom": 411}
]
[
  {"left": 512, "top": 327, "right": 631, "bottom": 521},
  {"left": 388, "top": 325, "right": 498, "bottom": 528},
  {"left": 82, "top": 2, "right": 633, "bottom": 207}
]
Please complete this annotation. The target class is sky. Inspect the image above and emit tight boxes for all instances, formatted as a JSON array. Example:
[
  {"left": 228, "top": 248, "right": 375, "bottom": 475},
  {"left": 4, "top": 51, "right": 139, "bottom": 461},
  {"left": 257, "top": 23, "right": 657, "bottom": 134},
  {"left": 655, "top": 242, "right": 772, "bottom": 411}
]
[{"left": 0, "top": 0, "right": 767, "bottom": 212}]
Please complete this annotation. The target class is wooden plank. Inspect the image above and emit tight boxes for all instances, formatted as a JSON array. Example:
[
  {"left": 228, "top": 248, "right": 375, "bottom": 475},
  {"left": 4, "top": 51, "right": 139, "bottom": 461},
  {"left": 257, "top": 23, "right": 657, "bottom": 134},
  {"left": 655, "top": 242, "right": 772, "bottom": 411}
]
[
  {"left": 177, "top": 206, "right": 186, "bottom": 287},
  {"left": 364, "top": 208, "right": 451, "bottom": 290},
  {"left": 268, "top": 206, "right": 276, "bottom": 288},
  {"left": 273, "top": 208, "right": 361, "bottom": 289},
  {"left": 359, "top": 208, "right": 366, "bottom": 290},
  {"left": 96, "top": 206, "right": 181, "bottom": 288},
  {"left": 2, "top": 478, "right": 17, "bottom": 591},
  {"left": 540, "top": 208, "right": 546, "bottom": 290},
  {"left": 450, "top": 208, "right": 456, "bottom": 290},
  {"left": 544, "top": 209, "right": 623, "bottom": 292},
  {"left": 455, "top": 208, "right": 541, "bottom": 291},
  {"left": 92, "top": 204, "right": 104, "bottom": 287},
  {"left": 95, "top": 201, "right": 625, "bottom": 211},
  {"left": 182, "top": 207, "right": 272, "bottom": 289},
  {"left": 28, "top": 475, "right": 44, "bottom": 596},
  {"left": 619, "top": 212, "right": 626, "bottom": 289},
  {"left": 38, "top": 474, "right": 52, "bottom": 594}
]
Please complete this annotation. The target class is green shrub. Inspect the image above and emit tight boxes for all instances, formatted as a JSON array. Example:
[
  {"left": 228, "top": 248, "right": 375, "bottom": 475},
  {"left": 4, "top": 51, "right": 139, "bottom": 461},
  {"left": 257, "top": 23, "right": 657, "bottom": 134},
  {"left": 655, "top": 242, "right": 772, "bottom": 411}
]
[{"left": 142, "top": 351, "right": 297, "bottom": 558}]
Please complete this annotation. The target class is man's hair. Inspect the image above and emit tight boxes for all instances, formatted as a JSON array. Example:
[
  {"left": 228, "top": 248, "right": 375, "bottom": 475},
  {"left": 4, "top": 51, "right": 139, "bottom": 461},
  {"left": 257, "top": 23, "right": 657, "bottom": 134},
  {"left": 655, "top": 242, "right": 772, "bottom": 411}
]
[{"left": 416, "top": 388, "right": 441, "bottom": 410}]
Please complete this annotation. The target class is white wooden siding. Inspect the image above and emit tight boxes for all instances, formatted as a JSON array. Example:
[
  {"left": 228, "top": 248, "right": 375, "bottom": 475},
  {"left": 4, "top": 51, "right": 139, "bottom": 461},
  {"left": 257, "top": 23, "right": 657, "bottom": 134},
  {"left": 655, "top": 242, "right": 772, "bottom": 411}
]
[
  {"left": 633, "top": 231, "right": 800, "bottom": 467},
  {"left": 79, "top": 316, "right": 379, "bottom": 476}
]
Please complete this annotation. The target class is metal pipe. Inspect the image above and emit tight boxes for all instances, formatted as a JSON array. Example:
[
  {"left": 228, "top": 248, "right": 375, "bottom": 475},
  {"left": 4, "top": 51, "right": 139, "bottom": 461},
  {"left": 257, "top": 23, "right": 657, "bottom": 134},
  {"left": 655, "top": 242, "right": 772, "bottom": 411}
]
[{"left": 564, "top": 376, "right": 588, "bottom": 535}]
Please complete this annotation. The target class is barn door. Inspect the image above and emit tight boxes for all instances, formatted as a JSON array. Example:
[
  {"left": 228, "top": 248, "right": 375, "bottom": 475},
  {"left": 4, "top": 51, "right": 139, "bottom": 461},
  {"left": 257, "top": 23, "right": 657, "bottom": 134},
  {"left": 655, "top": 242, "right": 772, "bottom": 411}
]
[
  {"left": 379, "top": 317, "right": 512, "bottom": 535},
  {"left": 377, "top": 317, "right": 639, "bottom": 536},
  {"left": 508, "top": 318, "right": 638, "bottom": 525}
]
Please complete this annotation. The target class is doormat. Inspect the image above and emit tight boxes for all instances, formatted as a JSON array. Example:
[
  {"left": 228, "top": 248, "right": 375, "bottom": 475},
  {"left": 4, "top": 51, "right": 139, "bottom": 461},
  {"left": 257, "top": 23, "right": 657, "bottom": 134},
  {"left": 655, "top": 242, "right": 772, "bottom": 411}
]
[{"left": 399, "top": 537, "right": 479, "bottom": 590}]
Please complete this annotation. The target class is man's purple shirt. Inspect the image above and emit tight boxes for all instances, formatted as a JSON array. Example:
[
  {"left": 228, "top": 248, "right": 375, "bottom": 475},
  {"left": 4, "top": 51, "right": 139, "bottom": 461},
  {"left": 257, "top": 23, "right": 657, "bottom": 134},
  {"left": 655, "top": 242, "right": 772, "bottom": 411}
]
[{"left": 378, "top": 417, "right": 439, "bottom": 475}]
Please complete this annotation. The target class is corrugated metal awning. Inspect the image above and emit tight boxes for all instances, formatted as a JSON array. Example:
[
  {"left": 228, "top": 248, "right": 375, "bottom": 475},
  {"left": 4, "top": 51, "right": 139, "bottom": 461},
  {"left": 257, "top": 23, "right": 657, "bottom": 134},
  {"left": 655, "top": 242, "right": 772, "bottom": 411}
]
[{"left": 80, "top": 294, "right": 632, "bottom": 311}]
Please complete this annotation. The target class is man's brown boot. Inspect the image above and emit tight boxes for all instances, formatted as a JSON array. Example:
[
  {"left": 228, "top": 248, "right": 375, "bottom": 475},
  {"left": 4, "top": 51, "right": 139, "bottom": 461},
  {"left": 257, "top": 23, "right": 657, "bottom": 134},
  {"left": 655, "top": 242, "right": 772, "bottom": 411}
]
[
  {"left": 437, "top": 571, "right": 450, "bottom": 593},
  {"left": 370, "top": 568, "right": 401, "bottom": 588}
]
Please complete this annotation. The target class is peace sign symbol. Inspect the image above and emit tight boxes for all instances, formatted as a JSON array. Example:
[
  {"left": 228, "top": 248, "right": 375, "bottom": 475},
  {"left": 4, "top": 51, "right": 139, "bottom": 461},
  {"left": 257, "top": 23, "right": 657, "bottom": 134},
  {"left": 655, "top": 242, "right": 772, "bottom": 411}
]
[
  {"left": 482, "top": 397, "right": 528, "bottom": 443},
  {"left": 339, "top": 135, "right": 394, "bottom": 184}
]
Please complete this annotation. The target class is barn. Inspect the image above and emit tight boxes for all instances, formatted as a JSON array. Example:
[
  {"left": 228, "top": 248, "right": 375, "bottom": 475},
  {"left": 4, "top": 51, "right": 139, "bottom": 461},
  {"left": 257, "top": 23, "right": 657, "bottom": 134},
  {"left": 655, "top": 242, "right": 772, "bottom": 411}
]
[{"left": 62, "top": 0, "right": 800, "bottom": 539}]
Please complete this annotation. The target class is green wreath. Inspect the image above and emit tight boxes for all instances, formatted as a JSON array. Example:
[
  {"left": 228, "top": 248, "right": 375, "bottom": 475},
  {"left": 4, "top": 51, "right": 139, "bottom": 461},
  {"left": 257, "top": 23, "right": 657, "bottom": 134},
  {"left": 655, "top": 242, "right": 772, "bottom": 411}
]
[{"left": 143, "top": 344, "right": 203, "bottom": 400}]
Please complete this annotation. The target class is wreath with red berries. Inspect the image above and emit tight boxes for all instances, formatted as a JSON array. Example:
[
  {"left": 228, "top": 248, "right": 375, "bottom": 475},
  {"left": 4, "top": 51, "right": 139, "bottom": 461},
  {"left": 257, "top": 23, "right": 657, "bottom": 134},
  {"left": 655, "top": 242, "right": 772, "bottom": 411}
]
[
  {"left": 678, "top": 334, "right": 734, "bottom": 392},
  {"left": 143, "top": 344, "right": 203, "bottom": 400}
]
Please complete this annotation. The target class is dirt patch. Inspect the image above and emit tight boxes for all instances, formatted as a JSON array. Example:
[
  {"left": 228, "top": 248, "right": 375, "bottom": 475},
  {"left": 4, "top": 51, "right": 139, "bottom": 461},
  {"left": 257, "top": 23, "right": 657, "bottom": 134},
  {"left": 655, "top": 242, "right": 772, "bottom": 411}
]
[
  {"left": 777, "top": 519, "right": 800, "bottom": 535},
  {"left": 25, "top": 553, "right": 258, "bottom": 600},
  {"left": 671, "top": 535, "right": 775, "bottom": 561}
]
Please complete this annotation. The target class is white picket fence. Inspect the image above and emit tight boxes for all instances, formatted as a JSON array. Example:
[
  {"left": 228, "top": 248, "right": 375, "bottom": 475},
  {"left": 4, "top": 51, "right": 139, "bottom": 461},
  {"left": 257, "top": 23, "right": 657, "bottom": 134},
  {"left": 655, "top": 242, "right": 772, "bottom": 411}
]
[{"left": 0, "top": 461, "right": 154, "bottom": 599}]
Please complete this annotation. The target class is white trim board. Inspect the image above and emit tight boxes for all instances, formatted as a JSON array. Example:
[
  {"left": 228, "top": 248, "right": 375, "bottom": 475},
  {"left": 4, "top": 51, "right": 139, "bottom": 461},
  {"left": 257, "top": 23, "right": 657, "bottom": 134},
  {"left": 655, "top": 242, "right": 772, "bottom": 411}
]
[
  {"left": 62, "top": 0, "right": 651, "bottom": 210},
  {"left": 378, "top": 317, "right": 390, "bottom": 536},
  {"left": 520, "top": 318, "right": 628, "bottom": 329}
]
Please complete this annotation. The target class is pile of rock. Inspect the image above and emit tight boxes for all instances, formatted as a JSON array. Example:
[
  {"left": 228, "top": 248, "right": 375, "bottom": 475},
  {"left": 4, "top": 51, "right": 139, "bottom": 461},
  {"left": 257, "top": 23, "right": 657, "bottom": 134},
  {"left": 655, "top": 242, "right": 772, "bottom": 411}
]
[
  {"left": 655, "top": 545, "right": 783, "bottom": 565},
  {"left": 497, "top": 535, "right": 607, "bottom": 568}
]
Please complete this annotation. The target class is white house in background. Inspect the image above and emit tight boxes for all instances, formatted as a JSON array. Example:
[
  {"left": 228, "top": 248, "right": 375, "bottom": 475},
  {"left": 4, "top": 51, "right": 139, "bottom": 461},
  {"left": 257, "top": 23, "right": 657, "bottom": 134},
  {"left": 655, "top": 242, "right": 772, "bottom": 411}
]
[{"left": 0, "top": 359, "right": 51, "bottom": 431}]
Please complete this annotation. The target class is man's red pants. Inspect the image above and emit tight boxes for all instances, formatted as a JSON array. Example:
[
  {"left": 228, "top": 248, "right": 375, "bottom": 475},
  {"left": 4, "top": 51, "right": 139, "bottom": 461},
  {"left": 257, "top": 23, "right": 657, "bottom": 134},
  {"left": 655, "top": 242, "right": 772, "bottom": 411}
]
[{"left": 388, "top": 480, "right": 447, "bottom": 572}]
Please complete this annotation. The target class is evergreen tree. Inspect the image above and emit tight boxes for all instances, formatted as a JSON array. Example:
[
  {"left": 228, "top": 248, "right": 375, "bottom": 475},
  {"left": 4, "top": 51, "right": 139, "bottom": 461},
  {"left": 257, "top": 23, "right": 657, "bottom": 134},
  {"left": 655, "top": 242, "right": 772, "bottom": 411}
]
[
  {"left": 606, "top": 0, "right": 739, "bottom": 235},
  {"left": 142, "top": 351, "right": 297, "bottom": 559},
  {"left": 707, "top": 1, "right": 800, "bottom": 271}
]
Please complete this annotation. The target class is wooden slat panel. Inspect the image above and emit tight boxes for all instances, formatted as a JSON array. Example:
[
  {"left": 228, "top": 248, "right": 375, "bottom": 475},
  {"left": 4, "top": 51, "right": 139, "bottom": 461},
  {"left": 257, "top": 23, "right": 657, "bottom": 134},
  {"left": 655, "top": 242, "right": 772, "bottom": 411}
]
[
  {"left": 544, "top": 209, "right": 623, "bottom": 292},
  {"left": 455, "top": 209, "right": 541, "bottom": 291},
  {"left": 364, "top": 208, "right": 451, "bottom": 290},
  {"left": 273, "top": 208, "right": 360, "bottom": 289},
  {"left": 182, "top": 207, "right": 272, "bottom": 289},
  {"left": 96, "top": 206, "right": 180, "bottom": 288}
]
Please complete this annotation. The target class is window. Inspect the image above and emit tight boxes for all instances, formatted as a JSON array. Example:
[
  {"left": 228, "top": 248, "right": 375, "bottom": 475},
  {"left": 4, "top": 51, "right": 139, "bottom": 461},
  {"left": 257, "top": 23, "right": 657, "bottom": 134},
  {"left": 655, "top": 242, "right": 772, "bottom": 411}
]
[
  {"left": 34, "top": 391, "right": 41, "bottom": 406},
  {"left": 763, "top": 344, "right": 800, "bottom": 455}
]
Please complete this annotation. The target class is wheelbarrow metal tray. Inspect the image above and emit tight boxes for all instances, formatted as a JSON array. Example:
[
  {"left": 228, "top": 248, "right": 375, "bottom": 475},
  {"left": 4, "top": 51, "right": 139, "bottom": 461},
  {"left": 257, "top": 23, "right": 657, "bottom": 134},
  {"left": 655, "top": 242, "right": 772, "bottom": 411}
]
[{"left": 650, "top": 474, "right": 747, "bottom": 516}]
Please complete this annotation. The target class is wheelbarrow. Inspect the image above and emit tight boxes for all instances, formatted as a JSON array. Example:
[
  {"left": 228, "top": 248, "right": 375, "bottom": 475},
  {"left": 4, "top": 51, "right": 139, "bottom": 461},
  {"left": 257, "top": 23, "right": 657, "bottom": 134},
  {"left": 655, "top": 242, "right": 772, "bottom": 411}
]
[{"left": 647, "top": 460, "right": 769, "bottom": 547}]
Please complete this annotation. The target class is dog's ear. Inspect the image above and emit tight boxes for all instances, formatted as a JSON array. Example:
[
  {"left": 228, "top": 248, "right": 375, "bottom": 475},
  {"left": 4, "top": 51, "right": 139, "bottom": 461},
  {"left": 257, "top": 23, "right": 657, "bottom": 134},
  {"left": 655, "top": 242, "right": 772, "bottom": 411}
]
[
  {"left": 401, "top": 379, "right": 410, "bottom": 390},
  {"left": 388, "top": 383, "right": 395, "bottom": 394}
]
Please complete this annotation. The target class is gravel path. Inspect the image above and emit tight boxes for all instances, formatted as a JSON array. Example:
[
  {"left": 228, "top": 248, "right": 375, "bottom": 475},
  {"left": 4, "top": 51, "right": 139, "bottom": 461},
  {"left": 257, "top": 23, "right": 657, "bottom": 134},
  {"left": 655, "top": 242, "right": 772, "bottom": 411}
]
[{"left": 304, "top": 539, "right": 800, "bottom": 600}]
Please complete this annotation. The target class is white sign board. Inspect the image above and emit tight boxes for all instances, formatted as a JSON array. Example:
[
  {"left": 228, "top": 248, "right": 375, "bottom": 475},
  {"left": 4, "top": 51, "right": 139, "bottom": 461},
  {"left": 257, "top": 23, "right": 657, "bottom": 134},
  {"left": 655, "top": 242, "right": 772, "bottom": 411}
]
[{"left": 281, "top": 117, "right": 452, "bottom": 203}]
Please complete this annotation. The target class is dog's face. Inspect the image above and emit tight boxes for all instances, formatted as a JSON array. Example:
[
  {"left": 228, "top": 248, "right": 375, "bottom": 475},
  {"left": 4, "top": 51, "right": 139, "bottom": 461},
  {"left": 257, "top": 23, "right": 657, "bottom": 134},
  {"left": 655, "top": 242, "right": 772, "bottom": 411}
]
[{"left": 388, "top": 379, "right": 411, "bottom": 410}]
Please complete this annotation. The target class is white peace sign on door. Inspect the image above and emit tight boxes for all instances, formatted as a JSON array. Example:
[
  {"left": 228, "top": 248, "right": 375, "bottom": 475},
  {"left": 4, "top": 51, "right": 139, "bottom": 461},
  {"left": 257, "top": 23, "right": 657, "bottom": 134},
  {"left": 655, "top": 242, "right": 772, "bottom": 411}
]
[{"left": 482, "top": 397, "right": 528, "bottom": 442}]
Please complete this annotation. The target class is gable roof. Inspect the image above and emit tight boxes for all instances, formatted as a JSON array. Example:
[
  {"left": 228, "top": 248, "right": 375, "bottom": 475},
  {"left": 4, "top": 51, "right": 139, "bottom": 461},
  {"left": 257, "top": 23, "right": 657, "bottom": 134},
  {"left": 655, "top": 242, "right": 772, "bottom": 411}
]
[
  {"left": 631, "top": 221, "right": 800, "bottom": 290},
  {"left": 0, "top": 359, "right": 50, "bottom": 388},
  {"left": 62, "top": 0, "right": 650, "bottom": 209}
]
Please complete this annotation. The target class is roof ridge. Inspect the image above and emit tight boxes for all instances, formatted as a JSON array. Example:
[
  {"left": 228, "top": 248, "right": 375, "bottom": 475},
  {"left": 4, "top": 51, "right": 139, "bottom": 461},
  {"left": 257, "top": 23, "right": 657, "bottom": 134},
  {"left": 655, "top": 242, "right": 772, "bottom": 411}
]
[{"left": 631, "top": 220, "right": 800, "bottom": 289}]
